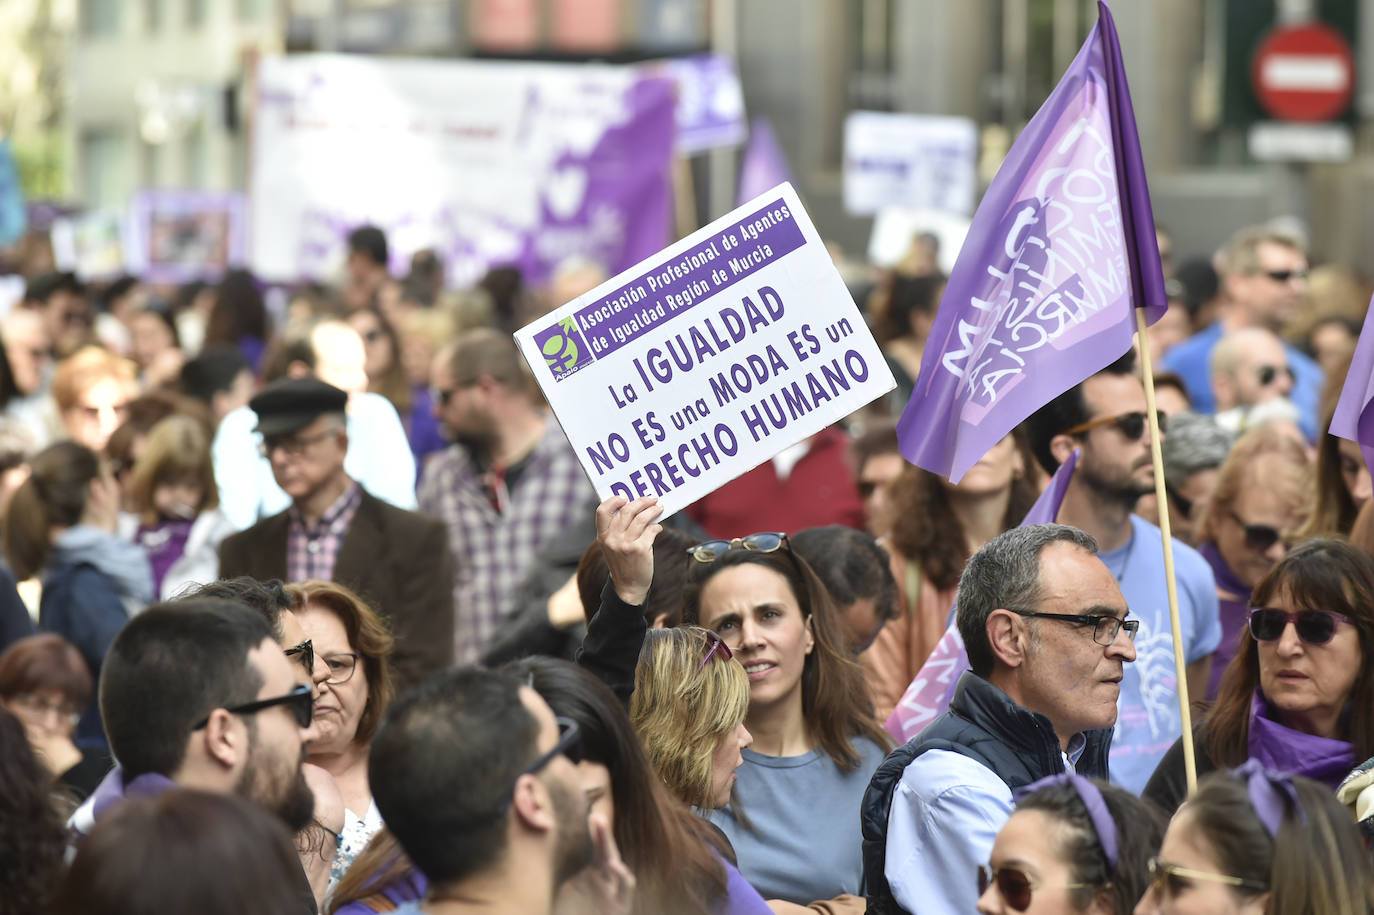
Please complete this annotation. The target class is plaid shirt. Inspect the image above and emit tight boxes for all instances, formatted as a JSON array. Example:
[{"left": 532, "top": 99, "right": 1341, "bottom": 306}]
[
  {"left": 286, "top": 481, "right": 364, "bottom": 583},
  {"left": 418, "top": 421, "right": 594, "bottom": 665}
]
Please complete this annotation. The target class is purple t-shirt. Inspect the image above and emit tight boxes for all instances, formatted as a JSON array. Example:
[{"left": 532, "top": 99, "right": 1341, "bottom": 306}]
[{"left": 134, "top": 518, "right": 193, "bottom": 595}]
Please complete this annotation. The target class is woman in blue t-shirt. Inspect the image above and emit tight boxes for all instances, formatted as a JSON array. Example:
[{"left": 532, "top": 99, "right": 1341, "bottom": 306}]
[{"left": 682, "top": 535, "right": 893, "bottom": 905}]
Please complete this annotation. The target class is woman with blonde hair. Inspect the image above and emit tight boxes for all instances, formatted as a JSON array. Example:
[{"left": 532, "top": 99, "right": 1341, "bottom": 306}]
[
  {"left": 631, "top": 626, "right": 753, "bottom": 811},
  {"left": 119, "top": 414, "right": 235, "bottom": 599}
]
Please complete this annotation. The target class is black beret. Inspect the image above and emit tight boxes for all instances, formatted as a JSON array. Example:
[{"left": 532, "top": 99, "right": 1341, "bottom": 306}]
[{"left": 250, "top": 376, "right": 348, "bottom": 438}]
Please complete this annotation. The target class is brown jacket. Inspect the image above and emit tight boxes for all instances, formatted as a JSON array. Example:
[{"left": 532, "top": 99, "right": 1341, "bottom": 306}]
[{"left": 219, "top": 487, "right": 455, "bottom": 692}]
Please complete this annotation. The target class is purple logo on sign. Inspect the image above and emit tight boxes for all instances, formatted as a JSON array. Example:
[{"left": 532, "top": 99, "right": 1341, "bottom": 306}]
[{"left": 534, "top": 317, "right": 593, "bottom": 381}]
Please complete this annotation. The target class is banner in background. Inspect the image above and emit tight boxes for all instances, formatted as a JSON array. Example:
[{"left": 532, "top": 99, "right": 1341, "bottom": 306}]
[
  {"left": 0, "top": 142, "right": 27, "bottom": 246},
  {"left": 127, "top": 190, "right": 246, "bottom": 283},
  {"left": 251, "top": 56, "right": 676, "bottom": 287},
  {"left": 843, "top": 112, "right": 978, "bottom": 216},
  {"left": 656, "top": 53, "right": 748, "bottom": 153},
  {"left": 515, "top": 183, "right": 894, "bottom": 518}
]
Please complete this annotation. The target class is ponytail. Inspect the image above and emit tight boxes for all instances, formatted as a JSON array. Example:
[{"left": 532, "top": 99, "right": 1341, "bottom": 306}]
[{"left": 4, "top": 442, "right": 100, "bottom": 580}]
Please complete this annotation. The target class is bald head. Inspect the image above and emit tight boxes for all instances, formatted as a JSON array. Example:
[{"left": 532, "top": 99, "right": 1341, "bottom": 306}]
[{"left": 1211, "top": 327, "right": 1293, "bottom": 411}]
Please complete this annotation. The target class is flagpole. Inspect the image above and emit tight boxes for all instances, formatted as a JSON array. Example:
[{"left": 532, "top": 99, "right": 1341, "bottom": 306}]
[{"left": 1135, "top": 310, "right": 1198, "bottom": 795}]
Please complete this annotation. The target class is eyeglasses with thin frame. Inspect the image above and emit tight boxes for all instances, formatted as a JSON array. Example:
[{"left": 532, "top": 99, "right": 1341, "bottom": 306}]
[
  {"left": 1010, "top": 609, "right": 1139, "bottom": 646},
  {"left": 10, "top": 693, "right": 81, "bottom": 726},
  {"left": 1248, "top": 607, "right": 1354, "bottom": 646},
  {"left": 977, "top": 864, "right": 1097, "bottom": 912},
  {"left": 1256, "top": 364, "right": 1295, "bottom": 387},
  {"left": 698, "top": 630, "right": 735, "bottom": 671},
  {"left": 1146, "top": 857, "right": 1266, "bottom": 900},
  {"left": 494, "top": 716, "right": 583, "bottom": 816},
  {"left": 192, "top": 683, "right": 314, "bottom": 730},
  {"left": 320, "top": 652, "right": 361, "bottom": 685},
  {"left": 687, "top": 532, "right": 789, "bottom": 563},
  {"left": 257, "top": 427, "right": 339, "bottom": 459},
  {"left": 1261, "top": 268, "right": 1307, "bottom": 284},
  {"left": 1061, "top": 410, "right": 1167, "bottom": 441},
  {"left": 1228, "top": 511, "right": 1287, "bottom": 553},
  {"left": 284, "top": 639, "right": 314, "bottom": 677}
]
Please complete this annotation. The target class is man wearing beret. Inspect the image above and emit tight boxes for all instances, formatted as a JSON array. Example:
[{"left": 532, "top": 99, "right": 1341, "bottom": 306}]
[{"left": 219, "top": 376, "right": 454, "bottom": 690}]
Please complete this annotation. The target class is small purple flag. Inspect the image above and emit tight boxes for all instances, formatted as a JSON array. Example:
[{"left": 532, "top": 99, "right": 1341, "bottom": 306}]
[
  {"left": 737, "top": 117, "right": 792, "bottom": 206},
  {"left": 896, "top": 1, "right": 1166, "bottom": 483},
  {"left": 1329, "top": 294, "right": 1374, "bottom": 480},
  {"left": 884, "top": 450, "right": 1080, "bottom": 741}
]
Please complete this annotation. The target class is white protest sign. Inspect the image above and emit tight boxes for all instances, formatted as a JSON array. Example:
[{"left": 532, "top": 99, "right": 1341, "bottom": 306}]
[
  {"left": 515, "top": 183, "right": 895, "bottom": 519},
  {"left": 843, "top": 111, "right": 978, "bottom": 216}
]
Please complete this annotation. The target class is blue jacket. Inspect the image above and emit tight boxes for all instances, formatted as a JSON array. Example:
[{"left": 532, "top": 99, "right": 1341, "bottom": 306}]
[{"left": 40, "top": 561, "right": 127, "bottom": 744}]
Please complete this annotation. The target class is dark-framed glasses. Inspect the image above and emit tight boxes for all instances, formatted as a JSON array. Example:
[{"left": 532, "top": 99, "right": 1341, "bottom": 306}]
[
  {"left": 496, "top": 716, "right": 583, "bottom": 816},
  {"left": 1248, "top": 608, "right": 1354, "bottom": 646},
  {"left": 1062, "top": 410, "right": 1166, "bottom": 441},
  {"left": 1229, "top": 511, "right": 1286, "bottom": 552},
  {"left": 284, "top": 639, "right": 314, "bottom": 677},
  {"left": 193, "top": 683, "right": 313, "bottom": 730},
  {"left": 321, "top": 652, "right": 360, "bottom": 685},
  {"left": 257, "top": 427, "right": 338, "bottom": 459},
  {"left": 1262, "top": 268, "right": 1307, "bottom": 284},
  {"left": 977, "top": 864, "right": 1095, "bottom": 912},
  {"left": 1146, "top": 858, "right": 1266, "bottom": 900},
  {"left": 688, "top": 532, "right": 789, "bottom": 563},
  {"left": 1256, "top": 365, "right": 1295, "bottom": 387},
  {"left": 1010, "top": 610, "right": 1139, "bottom": 646},
  {"left": 698, "top": 630, "right": 734, "bottom": 671}
]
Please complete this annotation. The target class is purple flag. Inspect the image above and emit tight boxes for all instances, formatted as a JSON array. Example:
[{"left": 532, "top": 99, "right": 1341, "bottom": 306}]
[
  {"left": 1329, "top": 294, "right": 1374, "bottom": 480},
  {"left": 896, "top": 1, "right": 1166, "bottom": 483},
  {"left": 737, "top": 117, "right": 792, "bottom": 206},
  {"left": 884, "top": 450, "right": 1080, "bottom": 741}
]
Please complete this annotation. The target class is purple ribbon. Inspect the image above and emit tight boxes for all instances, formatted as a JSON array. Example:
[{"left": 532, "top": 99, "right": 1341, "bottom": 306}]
[
  {"left": 1014, "top": 772, "right": 1119, "bottom": 870},
  {"left": 1234, "top": 758, "right": 1305, "bottom": 838}
]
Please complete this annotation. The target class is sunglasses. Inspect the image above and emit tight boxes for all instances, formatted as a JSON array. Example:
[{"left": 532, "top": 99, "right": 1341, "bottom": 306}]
[
  {"left": 1228, "top": 511, "right": 1286, "bottom": 552},
  {"left": 687, "top": 532, "right": 789, "bottom": 563},
  {"left": 1248, "top": 607, "right": 1354, "bottom": 645},
  {"left": 1062, "top": 410, "right": 1167, "bottom": 441},
  {"left": 495, "top": 716, "right": 583, "bottom": 817},
  {"left": 698, "top": 630, "right": 734, "bottom": 670},
  {"left": 284, "top": 639, "right": 314, "bottom": 677},
  {"left": 1262, "top": 268, "right": 1307, "bottom": 283},
  {"left": 1146, "top": 858, "right": 1266, "bottom": 900},
  {"left": 977, "top": 864, "right": 1094, "bottom": 912},
  {"left": 193, "top": 683, "right": 314, "bottom": 730},
  {"left": 1256, "top": 365, "right": 1295, "bottom": 387}
]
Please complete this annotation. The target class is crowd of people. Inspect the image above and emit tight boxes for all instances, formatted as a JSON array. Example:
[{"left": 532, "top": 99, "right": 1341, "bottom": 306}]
[{"left": 0, "top": 218, "right": 1372, "bottom": 914}]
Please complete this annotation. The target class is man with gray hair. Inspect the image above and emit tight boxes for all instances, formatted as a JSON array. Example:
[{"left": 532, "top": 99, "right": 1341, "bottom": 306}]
[
  {"left": 1159, "top": 224, "right": 1321, "bottom": 438},
  {"left": 1159, "top": 411, "right": 1234, "bottom": 544},
  {"left": 862, "top": 524, "right": 1137, "bottom": 915}
]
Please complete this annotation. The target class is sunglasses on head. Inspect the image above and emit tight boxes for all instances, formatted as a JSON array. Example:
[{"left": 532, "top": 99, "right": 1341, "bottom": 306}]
[
  {"left": 1262, "top": 268, "right": 1307, "bottom": 283},
  {"left": 1062, "top": 410, "right": 1167, "bottom": 442},
  {"left": 193, "top": 683, "right": 314, "bottom": 731},
  {"left": 977, "top": 864, "right": 1094, "bottom": 912},
  {"left": 1229, "top": 511, "right": 1285, "bottom": 552},
  {"left": 1248, "top": 607, "right": 1354, "bottom": 645},
  {"left": 698, "top": 630, "right": 734, "bottom": 670},
  {"left": 687, "top": 532, "right": 789, "bottom": 563}
]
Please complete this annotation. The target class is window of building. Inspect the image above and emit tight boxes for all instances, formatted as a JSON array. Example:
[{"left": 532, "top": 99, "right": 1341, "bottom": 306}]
[
  {"left": 146, "top": 0, "right": 164, "bottom": 32},
  {"left": 80, "top": 0, "right": 121, "bottom": 37},
  {"left": 186, "top": 0, "right": 207, "bottom": 28},
  {"left": 81, "top": 128, "right": 128, "bottom": 209}
]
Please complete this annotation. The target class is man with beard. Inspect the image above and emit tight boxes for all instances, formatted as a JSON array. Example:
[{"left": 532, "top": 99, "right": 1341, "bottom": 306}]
[
  {"left": 69, "top": 598, "right": 320, "bottom": 912},
  {"left": 371, "top": 667, "right": 634, "bottom": 915},
  {"left": 1023, "top": 350, "right": 1221, "bottom": 793},
  {"left": 419, "top": 329, "right": 594, "bottom": 665},
  {"left": 219, "top": 376, "right": 454, "bottom": 691}
]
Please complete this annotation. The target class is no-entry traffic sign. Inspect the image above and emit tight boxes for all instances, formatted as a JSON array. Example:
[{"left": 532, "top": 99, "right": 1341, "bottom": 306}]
[{"left": 1252, "top": 22, "right": 1356, "bottom": 123}]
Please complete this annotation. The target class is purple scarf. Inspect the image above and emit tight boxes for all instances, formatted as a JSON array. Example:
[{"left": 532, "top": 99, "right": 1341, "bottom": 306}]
[
  {"left": 1248, "top": 691, "right": 1356, "bottom": 791},
  {"left": 1198, "top": 541, "right": 1251, "bottom": 700}
]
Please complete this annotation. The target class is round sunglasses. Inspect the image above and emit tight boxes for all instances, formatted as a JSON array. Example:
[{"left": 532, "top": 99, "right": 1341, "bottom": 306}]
[
  {"left": 1248, "top": 607, "right": 1354, "bottom": 645},
  {"left": 687, "top": 532, "right": 789, "bottom": 563},
  {"left": 977, "top": 864, "right": 1097, "bottom": 912}
]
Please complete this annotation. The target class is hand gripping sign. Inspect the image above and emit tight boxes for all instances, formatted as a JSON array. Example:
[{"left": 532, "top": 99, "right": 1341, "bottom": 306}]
[{"left": 515, "top": 182, "right": 895, "bottom": 519}]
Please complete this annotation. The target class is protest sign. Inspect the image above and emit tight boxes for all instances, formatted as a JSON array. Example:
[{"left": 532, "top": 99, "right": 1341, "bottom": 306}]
[
  {"left": 515, "top": 183, "right": 895, "bottom": 519},
  {"left": 1330, "top": 294, "right": 1374, "bottom": 479},
  {"left": 0, "top": 142, "right": 26, "bottom": 246},
  {"left": 51, "top": 209, "right": 127, "bottom": 280},
  {"left": 843, "top": 112, "right": 978, "bottom": 217},
  {"left": 127, "top": 190, "right": 246, "bottom": 283},
  {"left": 250, "top": 55, "right": 675, "bottom": 287}
]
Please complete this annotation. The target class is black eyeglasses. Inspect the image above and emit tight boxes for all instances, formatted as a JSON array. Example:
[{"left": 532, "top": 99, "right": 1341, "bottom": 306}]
[
  {"left": 1165, "top": 483, "right": 1195, "bottom": 519},
  {"left": 978, "top": 864, "right": 1095, "bottom": 912},
  {"left": 1248, "top": 608, "right": 1354, "bottom": 645},
  {"left": 1262, "top": 268, "right": 1307, "bottom": 284},
  {"left": 321, "top": 652, "right": 360, "bottom": 685},
  {"left": 1010, "top": 610, "right": 1139, "bottom": 647},
  {"left": 1229, "top": 511, "right": 1286, "bottom": 553},
  {"left": 192, "top": 683, "right": 313, "bottom": 730},
  {"left": 495, "top": 716, "right": 583, "bottom": 816},
  {"left": 258, "top": 428, "right": 339, "bottom": 459},
  {"left": 1257, "top": 365, "right": 1295, "bottom": 387},
  {"left": 1062, "top": 410, "right": 1167, "bottom": 441},
  {"left": 698, "top": 630, "right": 734, "bottom": 671},
  {"left": 284, "top": 639, "right": 314, "bottom": 677},
  {"left": 687, "top": 532, "right": 789, "bottom": 563}
]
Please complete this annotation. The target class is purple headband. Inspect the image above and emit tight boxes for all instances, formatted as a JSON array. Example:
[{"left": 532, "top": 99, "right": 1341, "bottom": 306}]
[
  {"left": 1014, "top": 772, "right": 1119, "bottom": 870},
  {"left": 1234, "top": 759, "right": 1305, "bottom": 838}
]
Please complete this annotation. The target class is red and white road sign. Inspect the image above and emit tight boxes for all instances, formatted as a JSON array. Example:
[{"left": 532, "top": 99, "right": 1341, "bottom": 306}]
[{"left": 1252, "top": 22, "right": 1356, "bottom": 123}]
